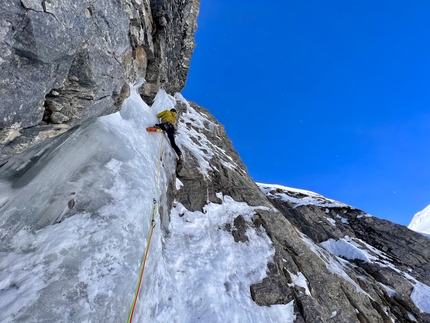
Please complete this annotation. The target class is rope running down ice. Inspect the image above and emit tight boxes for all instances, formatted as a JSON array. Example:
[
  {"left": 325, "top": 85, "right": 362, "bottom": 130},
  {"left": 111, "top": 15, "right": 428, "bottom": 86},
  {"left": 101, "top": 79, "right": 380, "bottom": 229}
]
[{"left": 127, "top": 134, "right": 164, "bottom": 323}]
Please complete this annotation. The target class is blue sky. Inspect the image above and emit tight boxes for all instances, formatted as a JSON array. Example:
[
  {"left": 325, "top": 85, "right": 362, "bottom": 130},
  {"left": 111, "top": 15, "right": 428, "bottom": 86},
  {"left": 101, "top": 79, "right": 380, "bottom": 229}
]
[{"left": 182, "top": 1, "right": 430, "bottom": 226}]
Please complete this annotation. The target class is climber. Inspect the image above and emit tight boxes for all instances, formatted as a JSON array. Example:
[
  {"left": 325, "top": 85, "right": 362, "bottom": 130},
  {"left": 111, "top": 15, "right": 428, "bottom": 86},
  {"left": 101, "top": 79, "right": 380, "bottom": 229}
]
[{"left": 154, "top": 108, "right": 184, "bottom": 163}]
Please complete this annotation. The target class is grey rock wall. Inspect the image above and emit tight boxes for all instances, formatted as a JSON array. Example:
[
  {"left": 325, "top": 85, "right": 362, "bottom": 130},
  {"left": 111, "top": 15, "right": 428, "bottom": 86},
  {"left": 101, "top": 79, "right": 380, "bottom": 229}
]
[
  {"left": 3, "top": 1, "right": 428, "bottom": 321},
  {"left": 0, "top": 0, "right": 199, "bottom": 160},
  {"left": 174, "top": 101, "right": 430, "bottom": 323},
  {"left": 266, "top": 187, "right": 430, "bottom": 322}
]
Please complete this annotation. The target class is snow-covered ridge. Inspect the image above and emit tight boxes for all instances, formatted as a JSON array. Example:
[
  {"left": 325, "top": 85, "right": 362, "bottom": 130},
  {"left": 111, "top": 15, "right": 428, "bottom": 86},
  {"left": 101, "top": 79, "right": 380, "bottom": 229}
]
[
  {"left": 259, "top": 182, "right": 430, "bottom": 316},
  {"left": 257, "top": 182, "right": 351, "bottom": 209}
]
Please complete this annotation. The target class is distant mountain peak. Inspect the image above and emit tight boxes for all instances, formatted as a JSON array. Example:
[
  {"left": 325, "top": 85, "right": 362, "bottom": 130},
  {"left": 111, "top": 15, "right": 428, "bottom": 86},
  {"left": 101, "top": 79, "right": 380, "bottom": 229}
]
[{"left": 409, "top": 204, "right": 430, "bottom": 236}]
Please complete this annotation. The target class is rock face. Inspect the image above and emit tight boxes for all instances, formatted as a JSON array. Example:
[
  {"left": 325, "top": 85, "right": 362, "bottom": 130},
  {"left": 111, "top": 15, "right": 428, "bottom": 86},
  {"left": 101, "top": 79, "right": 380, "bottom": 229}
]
[
  {"left": 175, "top": 101, "right": 430, "bottom": 323},
  {"left": 1, "top": 2, "right": 430, "bottom": 322},
  {"left": 0, "top": 0, "right": 199, "bottom": 159}
]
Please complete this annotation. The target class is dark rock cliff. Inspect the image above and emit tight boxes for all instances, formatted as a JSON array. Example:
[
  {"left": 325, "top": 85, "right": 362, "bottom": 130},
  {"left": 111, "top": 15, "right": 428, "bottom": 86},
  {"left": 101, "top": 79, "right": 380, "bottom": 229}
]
[
  {"left": 0, "top": 0, "right": 199, "bottom": 160},
  {"left": 174, "top": 101, "right": 430, "bottom": 323}
]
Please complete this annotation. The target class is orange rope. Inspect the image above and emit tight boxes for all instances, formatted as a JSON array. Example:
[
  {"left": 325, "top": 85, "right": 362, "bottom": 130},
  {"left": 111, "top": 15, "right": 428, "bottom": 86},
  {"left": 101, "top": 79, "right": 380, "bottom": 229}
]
[{"left": 127, "top": 134, "right": 164, "bottom": 323}]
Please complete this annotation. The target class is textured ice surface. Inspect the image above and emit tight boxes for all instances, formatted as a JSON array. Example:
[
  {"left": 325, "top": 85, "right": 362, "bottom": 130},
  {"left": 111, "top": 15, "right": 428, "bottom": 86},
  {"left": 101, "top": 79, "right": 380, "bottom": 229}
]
[{"left": 0, "top": 85, "right": 295, "bottom": 322}]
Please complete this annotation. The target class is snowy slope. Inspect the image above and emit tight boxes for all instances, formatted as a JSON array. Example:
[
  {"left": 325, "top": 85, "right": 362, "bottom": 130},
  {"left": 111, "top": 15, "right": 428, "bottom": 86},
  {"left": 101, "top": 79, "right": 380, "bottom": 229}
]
[
  {"left": 258, "top": 183, "right": 430, "bottom": 316},
  {"left": 409, "top": 204, "right": 430, "bottom": 236},
  {"left": 0, "top": 83, "right": 295, "bottom": 322}
]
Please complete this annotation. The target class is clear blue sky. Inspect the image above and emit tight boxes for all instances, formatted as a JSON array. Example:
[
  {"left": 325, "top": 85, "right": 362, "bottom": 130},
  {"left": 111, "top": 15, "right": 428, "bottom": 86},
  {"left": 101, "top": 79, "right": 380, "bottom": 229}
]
[{"left": 182, "top": 0, "right": 430, "bottom": 226}]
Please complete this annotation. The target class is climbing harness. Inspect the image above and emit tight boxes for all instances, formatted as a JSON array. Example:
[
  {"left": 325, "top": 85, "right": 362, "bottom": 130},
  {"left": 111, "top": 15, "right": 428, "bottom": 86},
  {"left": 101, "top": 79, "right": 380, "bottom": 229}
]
[{"left": 127, "top": 134, "right": 165, "bottom": 323}]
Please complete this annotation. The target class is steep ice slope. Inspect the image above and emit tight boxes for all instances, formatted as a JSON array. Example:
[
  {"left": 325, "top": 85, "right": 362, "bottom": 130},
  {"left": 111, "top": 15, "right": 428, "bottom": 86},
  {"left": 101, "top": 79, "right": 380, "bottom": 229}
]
[
  {"left": 0, "top": 82, "right": 175, "bottom": 322},
  {"left": 1, "top": 84, "right": 430, "bottom": 323},
  {"left": 0, "top": 85, "right": 294, "bottom": 322},
  {"left": 409, "top": 205, "right": 430, "bottom": 236}
]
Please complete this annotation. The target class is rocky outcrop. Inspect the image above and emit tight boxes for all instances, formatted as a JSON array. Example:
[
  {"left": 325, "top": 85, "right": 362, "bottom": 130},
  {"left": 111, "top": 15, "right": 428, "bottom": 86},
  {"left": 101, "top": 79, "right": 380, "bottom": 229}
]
[
  {"left": 175, "top": 101, "right": 430, "bottom": 323},
  {"left": 0, "top": 0, "right": 199, "bottom": 160},
  {"left": 263, "top": 187, "right": 430, "bottom": 322}
]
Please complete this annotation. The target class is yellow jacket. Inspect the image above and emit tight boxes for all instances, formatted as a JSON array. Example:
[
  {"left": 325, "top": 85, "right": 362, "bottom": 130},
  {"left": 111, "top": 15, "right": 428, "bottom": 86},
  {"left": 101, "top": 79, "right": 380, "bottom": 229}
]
[{"left": 156, "top": 110, "right": 177, "bottom": 125}]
